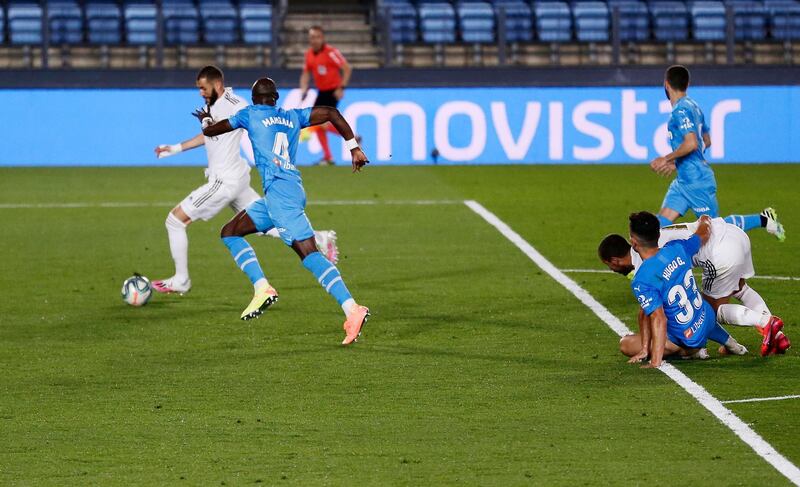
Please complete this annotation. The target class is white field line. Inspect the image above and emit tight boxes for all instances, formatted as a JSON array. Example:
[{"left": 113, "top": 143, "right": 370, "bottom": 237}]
[
  {"left": 0, "top": 199, "right": 462, "bottom": 209},
  {"left": 463, "top": 199, "right": 800, "bottom": 487},
  {"left": 562, "top": 268, "right": 800, "bottom": 282},
  {"left": 722, "top": 395, "right": 800, "bottom": 405}
]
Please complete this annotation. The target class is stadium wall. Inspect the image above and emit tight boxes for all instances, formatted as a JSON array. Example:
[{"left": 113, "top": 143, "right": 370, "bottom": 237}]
[{"left": 4, "top": 67, "right": 799, "bottom": 166}]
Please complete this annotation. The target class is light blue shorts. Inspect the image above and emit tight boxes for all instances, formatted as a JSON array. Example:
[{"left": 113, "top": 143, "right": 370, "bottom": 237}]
[
  {"left": 245, "top": 179, "right": 315, "bottom": 246},
  {"left": 661, "top": 179, "right": 719, "bottom": 218}
]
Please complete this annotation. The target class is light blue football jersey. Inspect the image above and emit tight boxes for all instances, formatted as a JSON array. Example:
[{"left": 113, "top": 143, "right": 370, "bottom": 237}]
[
  {"left": 668, "top": 96, "right": 714, "bottom": 186},
  {"left": 228, "top": 105, "right": 312, "bottom": 189},
  {"left": 631, "top": 235, "right": 715, "bottom": 345}
]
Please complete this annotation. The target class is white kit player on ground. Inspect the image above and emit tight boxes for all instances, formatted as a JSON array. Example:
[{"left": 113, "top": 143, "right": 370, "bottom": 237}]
[{"left": 152, "top": 65, "right": 338, "bottom": 294}]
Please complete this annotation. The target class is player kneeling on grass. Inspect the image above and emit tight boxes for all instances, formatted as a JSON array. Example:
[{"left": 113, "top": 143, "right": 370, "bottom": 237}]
[
  {"left": 201, "top": 78, "right": 369, "bottom": 346},
  {"left": 610, "top": 212, "right": 786, "bottom": 368},
  {"left": 599, "top": 217, "right": 790, "bottom": 357}
]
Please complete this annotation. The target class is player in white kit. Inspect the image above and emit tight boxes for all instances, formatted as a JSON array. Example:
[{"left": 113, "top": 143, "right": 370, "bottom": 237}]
[
  {"left": 151, "top": 66, "right": 338, "bottom": 294},
  {"left": 598, "top": 216, "right": 790, "bottom": 356}
]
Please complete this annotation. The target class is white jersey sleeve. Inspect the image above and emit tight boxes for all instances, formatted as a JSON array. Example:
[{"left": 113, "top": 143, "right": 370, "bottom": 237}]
[{"left": 205, "top": 87, "right": 251, "bottom": 182}]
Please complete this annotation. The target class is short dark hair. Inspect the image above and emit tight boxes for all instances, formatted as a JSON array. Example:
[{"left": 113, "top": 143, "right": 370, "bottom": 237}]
[
  {"left": 309, "top": 25, "right": 324, "bottom": 34},
  {"left": 665, "top": 65, "right": 689, "bottom": 92},
  {"left": 197, "top": 65, "right": 224, "bottom": 82},
  {"left": 629, "top": 211, "right": 660, "bottom": 249},
  {"left": 598, "top": 234, "right": 631, "bottom": 261}
]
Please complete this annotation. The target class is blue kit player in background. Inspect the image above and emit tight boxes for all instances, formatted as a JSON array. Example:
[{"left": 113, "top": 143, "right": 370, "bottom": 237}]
[
  {"left": 201, "top": 78, "right": 370, "bottom": 346},
  {"left": 620, "top": 212, "right": 786, "bottom": 368},
  {"left": 649, "top": 65, "right": 785, "bottom": 241}
]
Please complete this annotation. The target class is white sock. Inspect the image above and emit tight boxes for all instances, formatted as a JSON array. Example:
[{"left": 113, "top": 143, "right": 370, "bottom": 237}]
[
  {"left": 717, "top": 303, "right": 770, "bottom": 328},
  {"left": 254, "top": 277, "right": 268, "bottom": 291},
  {"left": 733, "top": 284, "right": 770, "bottom": 315},
  {"left": 341, "top": 298, "right": 356, "bottom": 317},
  {"left": 166, "top": 213, "right": 189, "bottom": 282}
]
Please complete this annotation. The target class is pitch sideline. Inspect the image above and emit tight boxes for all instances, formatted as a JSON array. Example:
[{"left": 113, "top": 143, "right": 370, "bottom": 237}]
[{"left": 464, "top": 199, "right": 800, "bottom": 487}]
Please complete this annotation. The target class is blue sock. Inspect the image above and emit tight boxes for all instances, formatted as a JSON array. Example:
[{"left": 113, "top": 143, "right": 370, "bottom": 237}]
[
  {"left": 302, "top": 251, "right": 353, "bottom": 306},
  {"left": 707, "top": 322, "right": 732, "bottom": 346},
  {"left": 222, "top": 237, "right": 265, "bottom": 285},
  {"left": 657, "top": 215, "right": 673, "bottom": 227},
  {"left": 724, "top": 214, "right": 762, "bottom": 232}
]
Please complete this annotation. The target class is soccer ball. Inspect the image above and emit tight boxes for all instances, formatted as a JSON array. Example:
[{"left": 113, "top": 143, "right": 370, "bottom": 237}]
[{"left": 122, "top": 275, "right": 152, "bottom": 307}]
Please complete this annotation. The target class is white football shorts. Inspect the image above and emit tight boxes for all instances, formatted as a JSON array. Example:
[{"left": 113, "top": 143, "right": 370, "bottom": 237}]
[
  {"left": 180, "top": 174, "right": 261, "bottom": 222},
  {"left": 697, "top": 225, "right": 755, "bottom": 299}
]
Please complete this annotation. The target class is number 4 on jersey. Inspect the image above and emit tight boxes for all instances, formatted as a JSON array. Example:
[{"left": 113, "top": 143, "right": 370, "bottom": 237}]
[{"left": 272, "top": 132, "right": 292, "bottom": 169}]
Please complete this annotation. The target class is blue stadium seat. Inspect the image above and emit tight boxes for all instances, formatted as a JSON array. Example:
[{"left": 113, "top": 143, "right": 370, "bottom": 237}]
[
  {"left": 49, "top": 1, "right": 83, "bottom": 44},
  {"left": 0, "top": 6, "right": 5, "bottom": 44},
  {"left": 691, "top": 1, "right": 727, "bottom": 41},
  {"left": 200, "top": 1, "right": 238, "bottom": 44},
  {"left": 86, "top": 2, "right": 122, "bottom": 45},
  {"left": 764, "top": 0, "right": 800, "bottom": 39},
  {"left": 494, "top": 0, "right": 533, "bottom": 42},
  {"left": 239, "top": 4, "right": 272, "bottom": 44},
  {"left": 162, "top": 0, "right": 199, "bottom": 45},
  {"left": 728, "top": 0, "right": 768, "bottom": 40},
  {"left": 607, "top": 0, "right": 650, "bottom": 41},
  {"left": 385, "top": 1, "right": 418, "bottom": 43},
  {"left": 535, "top": 2, "right": 573, "bottom": 42},
  {"left": 124, "top": 2, "right": 157, "bottom": 45},
  {"left": 8, "top": 3, "right": 43, "bottom": 44},
  {"left": 458, "top": 1, "right": 496, "bottom": 43},
  {"left": 573, "top": 1, "right": 610, "bottom": 41},
  {"left": 649, "top": 1, "right": 689, "bottom": 41},
  {"left": 419, "top": 3, "right": 456, "bottom": 43}
]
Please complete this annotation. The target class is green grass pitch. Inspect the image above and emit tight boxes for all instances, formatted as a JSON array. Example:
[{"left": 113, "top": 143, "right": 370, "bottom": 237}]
[{"left": 0, "top": 164, "right": 798, "bottom": 485}]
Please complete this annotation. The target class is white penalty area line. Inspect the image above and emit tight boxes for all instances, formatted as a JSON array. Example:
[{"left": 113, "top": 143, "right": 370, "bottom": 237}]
[
  {"left": 0, "top": 199, "right": 462, "bottom": 209},
  {"left": 464, "top": 199, "right": 800, "bottom": 487},
  {"left": 563, "top": 268, "right": 800, "bottom": 283},
  {"left": 722, "top": 395, "right": 800, "bottom": 405}
]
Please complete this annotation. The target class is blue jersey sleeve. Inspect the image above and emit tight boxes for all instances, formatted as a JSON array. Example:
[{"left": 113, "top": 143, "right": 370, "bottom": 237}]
[
  {"left": 292, "top": 107, "right": 313, "bottom": 129},
  {"left": 632, "top": 280, "right": 663, "bottom": 316},
  {"left": 699, "top": 110, "right": 709, "bottom": 135},
  {"left": 671, "top": 234, "right": 702, "bottom": 258},
  {"left": 227, "top": 106, "right": 249, "bottom": 130},
  {"left": 671, "top": 107, "right": 696, "bottom": 137}
]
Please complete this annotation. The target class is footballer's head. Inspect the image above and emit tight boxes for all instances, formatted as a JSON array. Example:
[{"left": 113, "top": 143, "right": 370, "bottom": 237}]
[
  {"left": 629, "top": 211, "right": 660, "bottom": 254},
  {"left": 252, "top": 77, "right": 279, "bottom": 106},
  {"left": 196, "top": 65, "right": 225, "bottom": 105},
  {"left": 598, "top": 234, "right": 634, "bottom": 276},
  {"left": 664, "top": 65, "right": 690, "bottom": 99},
  {"left": 308, "top": 25, "right": 325, "bottom": 51}
]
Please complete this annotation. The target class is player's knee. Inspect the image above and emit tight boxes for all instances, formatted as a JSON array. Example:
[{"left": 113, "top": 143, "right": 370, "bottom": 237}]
[{"left": 220, "top": 220, "right": 238, "bottom": 238}]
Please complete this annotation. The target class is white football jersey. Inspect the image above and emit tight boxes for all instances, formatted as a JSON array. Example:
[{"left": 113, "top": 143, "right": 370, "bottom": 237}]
[
  {"left": 630, "top": 217, "right": 731, "bottom": 274},
  {"left": 205, "top": 87, "right": 250, "bottom": 182}
]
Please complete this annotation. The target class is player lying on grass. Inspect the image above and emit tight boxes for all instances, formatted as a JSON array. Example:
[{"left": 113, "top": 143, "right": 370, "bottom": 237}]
[
  {"left": 151, "top": 65, "right": 339, "bottom": 295},
  {"left": 649, "top": 65, "right": 785, "bottom": 242},
  {"left": 201, "top": 78, "right": 370, "bottom": 345},
  {"left": 606, "top": 212, "right": 788, "bottom": 368},
  {"left": 598, "top": 215, "right": 790, "bottom": 357}
]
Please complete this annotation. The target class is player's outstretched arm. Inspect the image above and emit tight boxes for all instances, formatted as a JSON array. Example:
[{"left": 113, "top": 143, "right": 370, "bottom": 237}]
[
  {"left": 309, "top": 106, "right": 369, "bottom": 172},
  {"left": 154, "top": 133, "right": 205, "bottom": 159},
  {"left": 642, "top": 308, "right": 667, "bottom": 368},
  {"left": 650, "top": 133, "right": 699, "bottom": 177},
  {"left": 203, "top": 120, "right": 234, "bottom": 138}
]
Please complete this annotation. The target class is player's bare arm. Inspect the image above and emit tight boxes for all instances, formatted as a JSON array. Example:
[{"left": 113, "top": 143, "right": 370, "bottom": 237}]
[
  {"left": 650, "top": 132, "right": 699, "bottom": 177},
  {"left": 694, "top": 215, "right": 712, "bottom": 245},
  {"left": 202, "top": 119, "right": 234, "bottom": 138},
  {"left": 702, "top": 132, "right": 712, "bottom": 151},
  {"left": 309, "top": 106, "right": 369, "bottom": 172},
  {"left": 155, "top": 133, "right": 205, "bottom": 158},
  {"left": 642, "top": 307, "right": 668, "bottom": 368},
  {"left": 628, "top": 309, "right": 652, "bottom": 364}
]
